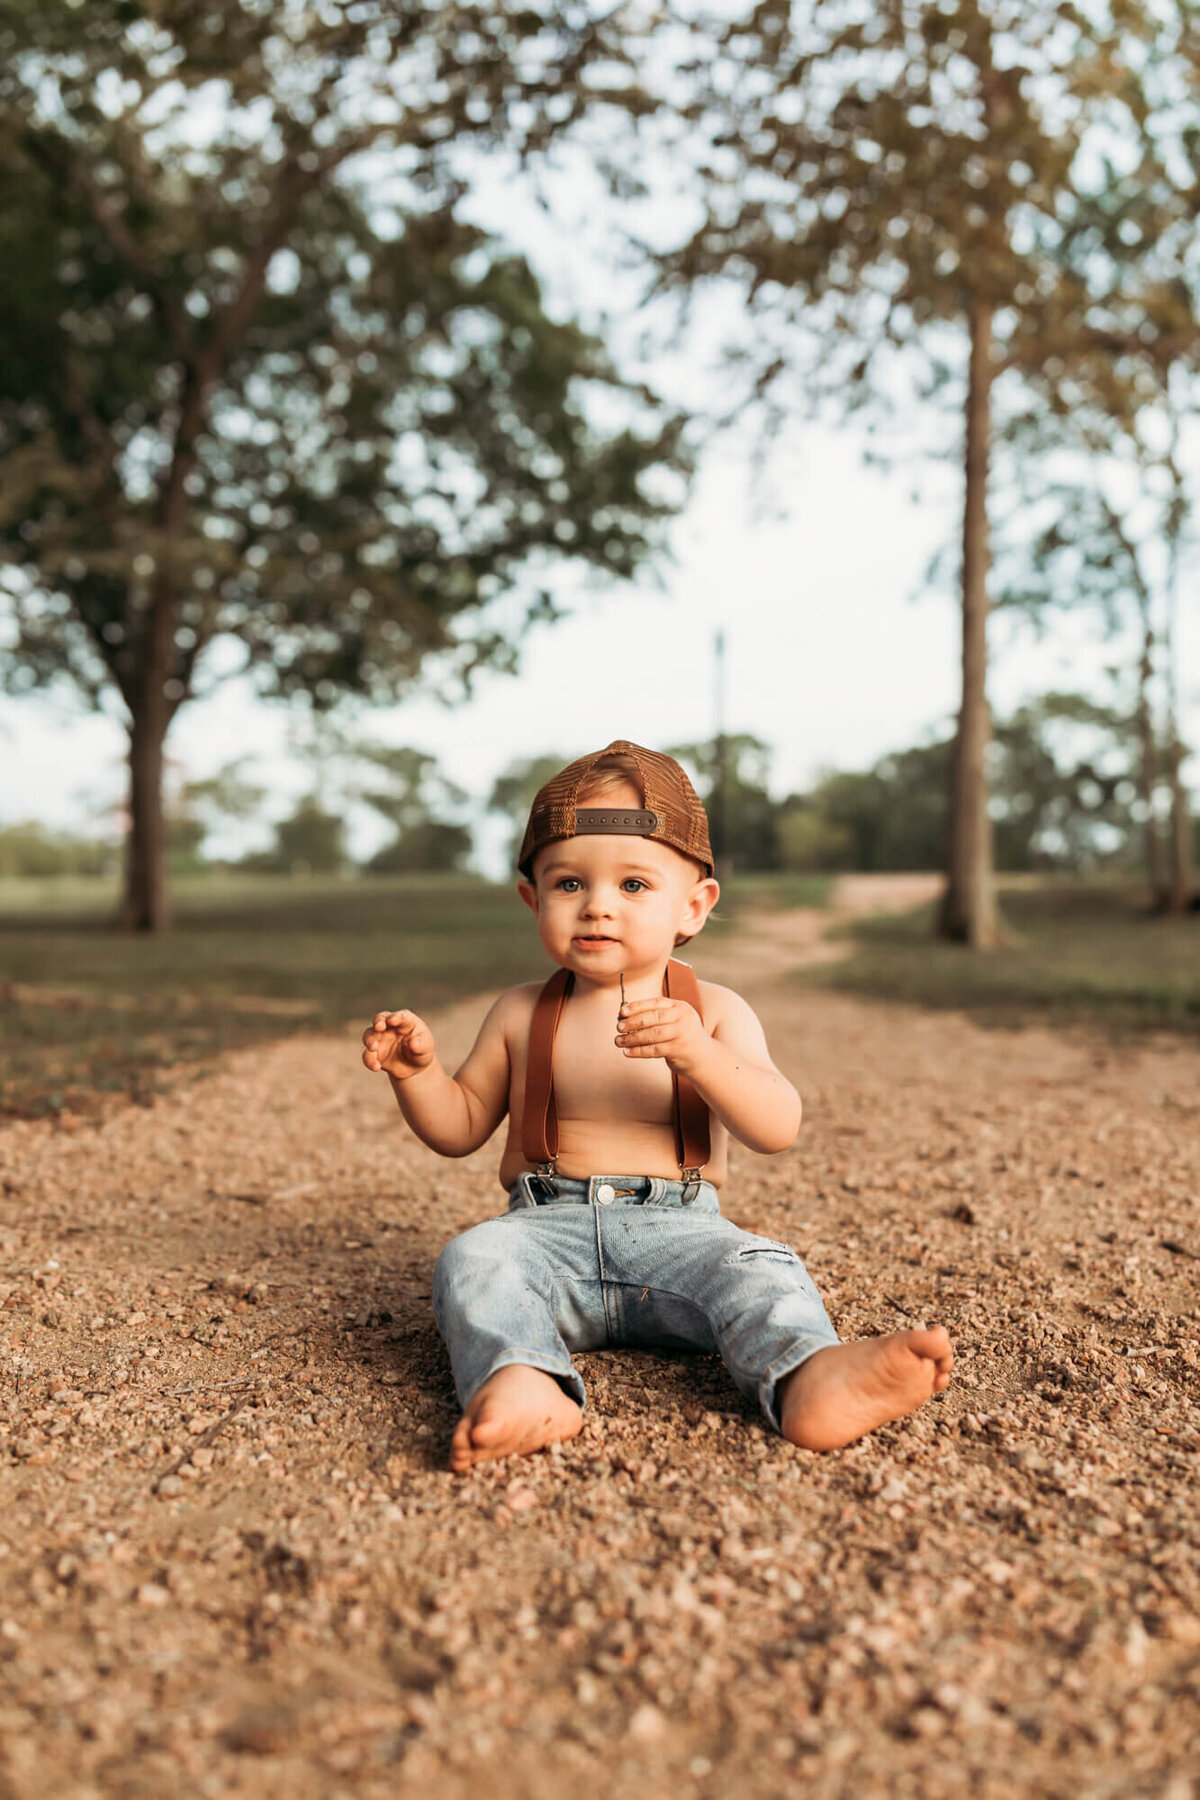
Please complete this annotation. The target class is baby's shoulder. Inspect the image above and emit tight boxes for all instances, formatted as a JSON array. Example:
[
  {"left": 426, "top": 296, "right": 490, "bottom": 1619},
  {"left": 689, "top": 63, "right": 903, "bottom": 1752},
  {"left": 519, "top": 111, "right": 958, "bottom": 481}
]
[
  {"left": 694, "top": 978, "right": 768, "bottom": 1041},
  {"left": 487, "top": 981, "right": 544, "bottom": 1033},
  {"left": 694, "top": 977, "right": 750, "bottom": 1021}
]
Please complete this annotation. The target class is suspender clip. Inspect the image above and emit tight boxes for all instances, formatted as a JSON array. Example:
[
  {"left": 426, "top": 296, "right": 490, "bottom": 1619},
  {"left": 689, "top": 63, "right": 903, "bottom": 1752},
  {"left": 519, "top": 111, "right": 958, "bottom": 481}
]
[
  {"left": 529, "top": 1160, "right": 558, "bottom": 1202},
  {"left": 680, "top": 1166, "right": 705, "bottom": 1206}
]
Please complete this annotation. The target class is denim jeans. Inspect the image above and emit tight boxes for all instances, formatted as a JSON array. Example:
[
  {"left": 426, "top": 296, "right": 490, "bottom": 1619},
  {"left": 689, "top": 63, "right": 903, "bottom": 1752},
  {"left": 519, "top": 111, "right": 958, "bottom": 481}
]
[{"left": 432, "top": 1173, "right": 840, "bottom": 1432}]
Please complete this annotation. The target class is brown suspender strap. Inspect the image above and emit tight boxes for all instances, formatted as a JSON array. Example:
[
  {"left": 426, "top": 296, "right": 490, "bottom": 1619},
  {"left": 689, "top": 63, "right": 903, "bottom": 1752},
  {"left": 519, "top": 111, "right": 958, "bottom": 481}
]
[
  {"left": 520, "top": 959, "right": 711, "bottom": 1175},
  {"left": 663, "top": 959, "right": 711, "bottom": 1176},
  {"left": 521, "top": 966, "right": 573, "bottom": 1167}
]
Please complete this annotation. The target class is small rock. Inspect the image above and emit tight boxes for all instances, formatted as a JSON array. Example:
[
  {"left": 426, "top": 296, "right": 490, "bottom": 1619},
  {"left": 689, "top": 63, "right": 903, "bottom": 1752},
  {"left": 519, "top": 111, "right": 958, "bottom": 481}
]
[
  {"left": 157, "top": 1475, "right": 185, "bottom": 1497},
  {"left": 627, "top": 1703, "right": 665, "bottom": 1742},
  {"left": 136, "top": 1583, "right": 170, "bottom": 1607},
  {"left": 505, "top": 1483, "right": 538, "bottom": 1513},
  {"left": 910, "top": 1705, "right": 945, "bottom": 1738}
]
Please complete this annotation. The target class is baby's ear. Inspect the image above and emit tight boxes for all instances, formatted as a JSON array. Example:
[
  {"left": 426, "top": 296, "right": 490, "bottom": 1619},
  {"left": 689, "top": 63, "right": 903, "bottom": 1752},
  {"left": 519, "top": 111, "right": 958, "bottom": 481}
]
[
  {"left": 517, "top": 878, "right": 539, "bottom": 916},
  {"left": 680, "top": 875, "right": 719, "bottom": 941}
]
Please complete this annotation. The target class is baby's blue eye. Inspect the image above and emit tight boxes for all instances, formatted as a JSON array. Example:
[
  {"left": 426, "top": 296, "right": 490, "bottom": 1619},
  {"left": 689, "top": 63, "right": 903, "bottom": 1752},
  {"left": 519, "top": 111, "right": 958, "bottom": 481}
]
[
  {"left": 621, "top": 879, "right": 647, "bottom": 893},
  {"left": 556, "top": 877, "right": 582, "bottom": 892}
]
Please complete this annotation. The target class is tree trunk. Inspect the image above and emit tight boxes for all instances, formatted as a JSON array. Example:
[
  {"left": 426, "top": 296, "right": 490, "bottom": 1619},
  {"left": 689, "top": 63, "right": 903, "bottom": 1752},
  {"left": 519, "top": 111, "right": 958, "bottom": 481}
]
[
  {"left": 1164, "top": 734, "right": 1195, "bottom": 915},
  {"left": 119, "top": 597, "right": 174, "bottom": 932},
  {"left": 1135, "top": 612, "right": 1167, "bottom": 906},
  {"left": 1160, "top": 425, "right": 1194, "bottom": 916},
  {"left": 938, "top": 298, "right": 1001, "bottom": 947}
]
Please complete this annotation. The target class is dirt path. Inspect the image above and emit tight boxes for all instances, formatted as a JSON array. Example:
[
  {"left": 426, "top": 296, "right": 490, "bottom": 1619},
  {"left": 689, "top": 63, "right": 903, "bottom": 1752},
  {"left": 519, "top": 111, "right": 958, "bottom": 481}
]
[
  {"left": 699, "top": 871, "right": 945, "bottom": 983},
  {"left": 0, "top": 897, "right": 1198, "bottom": 1799}
]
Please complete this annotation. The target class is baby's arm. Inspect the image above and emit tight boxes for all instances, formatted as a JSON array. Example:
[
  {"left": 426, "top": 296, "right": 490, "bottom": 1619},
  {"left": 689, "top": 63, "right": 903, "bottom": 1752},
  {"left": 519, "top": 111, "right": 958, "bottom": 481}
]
[
  {"left": 362, "top": 992, "right": 514, "bottom": 1157},
  {"left": 616, "top": 983, "right": 801, "bottom": 1154}
]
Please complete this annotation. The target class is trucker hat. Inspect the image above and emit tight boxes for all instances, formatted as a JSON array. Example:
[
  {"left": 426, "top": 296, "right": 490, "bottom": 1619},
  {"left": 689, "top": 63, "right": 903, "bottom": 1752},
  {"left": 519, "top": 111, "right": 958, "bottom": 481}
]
[{"left": 517, "top": 739, "right": 714, "bottom": 878}]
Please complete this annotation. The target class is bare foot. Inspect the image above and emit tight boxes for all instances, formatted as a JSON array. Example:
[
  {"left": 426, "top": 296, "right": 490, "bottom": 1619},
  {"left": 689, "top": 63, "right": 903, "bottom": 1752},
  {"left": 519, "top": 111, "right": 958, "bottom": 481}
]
[
  {"left": 449, "top": 1364, "right": 583, "bottom": 1474},
  {"left": 779, "top": 1328, "right": 953, "bottom": 1451}
]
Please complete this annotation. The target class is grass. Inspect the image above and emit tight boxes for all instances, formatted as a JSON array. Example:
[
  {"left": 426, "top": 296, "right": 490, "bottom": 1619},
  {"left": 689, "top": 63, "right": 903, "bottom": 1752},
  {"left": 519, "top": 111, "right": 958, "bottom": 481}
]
[
  {"left": 9, "top": 868, "right": 1187, "bottom": 1122},
  {"left": 807, "top": 878, "right": 1200, "bottom": 1035},
  {"left": 0, "top": 873, "right": 543, "bottom": 1121},
  {"left": 0, "top": 867, "right": 820, "bottom": 1121},
  {"left": 714, "top": 872, "right": 833, "bottom": 914}
]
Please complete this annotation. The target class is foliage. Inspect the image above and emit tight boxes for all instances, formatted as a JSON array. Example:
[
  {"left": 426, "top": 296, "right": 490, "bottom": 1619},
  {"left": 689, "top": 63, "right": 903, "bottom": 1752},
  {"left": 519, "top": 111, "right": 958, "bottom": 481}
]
[
  {"left": 487, "top": 752, "right": 572, "bottom": 869},
  {"left": 366, "top": 819, "right": 472, "bottom": 875},
  {"left": 240, "top": 795, "right": 347, "bottom": 876},
  {"left": 663, "top": 0, "right": 1183, "bottom": 434},
  {"left": 667, "top": 735, "right": 778, "bottom": 871},
  {"left": 0, "top": 821, "right": 118, "bottom": 880},
  {"left": 781, "top": 697, "right": 1159, "bottom": 877},
  {"left": 655, "top": 0, "right": 1192, "bottom": 943},
  {"left": 0, "top": 0, "right": 687, "bottom": 924},
  {"left": 351, "top": 743, "right": 472, "bottom": 873},
  {"left": 168, "top": 758, "right": 268, "bottom": 873}
]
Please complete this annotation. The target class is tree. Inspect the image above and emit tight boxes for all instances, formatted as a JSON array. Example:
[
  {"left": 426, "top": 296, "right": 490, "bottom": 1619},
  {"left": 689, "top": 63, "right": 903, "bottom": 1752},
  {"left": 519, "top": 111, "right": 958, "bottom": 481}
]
[
  {"left": 488, "top": 753, "right": 572, "bottom": 869},
  {"left": 241, "top": 795, "right": 346, "bottom": 877},
  {"left": 169, "top": 758, "right": 267, "bottom": 873},
  {"left": 656, "top": 0, "right": 1184, "bottom": 944},
  {"left": 667, "top": 735, "right": 778, "bottom": 871},
  {"left": 783, "top": 742, "right": 951, "bottom": 874},
  {"left": 985, "top": 446, "right": 1197, "bottom": 908},
  {"left": 353, "top": 743, "right": 473, "bottom": 873},
  {"left": 0, "top": 1, "right": 687, "bottom": 930},
  {"left": 780, "top": 700, "right": 1143, "bottom": 876}
]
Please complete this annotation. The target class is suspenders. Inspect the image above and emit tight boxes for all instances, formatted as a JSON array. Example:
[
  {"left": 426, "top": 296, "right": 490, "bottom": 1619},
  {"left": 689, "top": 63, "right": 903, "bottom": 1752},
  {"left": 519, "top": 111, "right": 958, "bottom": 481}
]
[{"left": 521, "top": 959, "right": 711, "bottom": 1198}]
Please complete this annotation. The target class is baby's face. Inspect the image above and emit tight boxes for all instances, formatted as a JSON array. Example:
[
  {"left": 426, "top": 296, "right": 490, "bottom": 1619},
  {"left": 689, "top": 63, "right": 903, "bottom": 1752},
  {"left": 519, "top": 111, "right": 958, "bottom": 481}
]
[{"left": 518, "top": 782, "right": 718, "bottom": 981}]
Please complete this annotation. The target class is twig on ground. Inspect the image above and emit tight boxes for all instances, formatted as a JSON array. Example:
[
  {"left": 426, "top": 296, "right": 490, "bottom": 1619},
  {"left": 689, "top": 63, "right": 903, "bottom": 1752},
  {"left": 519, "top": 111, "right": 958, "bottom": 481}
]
[
  {"left": 160, "top": 1378, "right": 263, "bottom": 1397},
  {"left": 882, "top": 1293, "right": 914, "bottom": 1320},
  {"left": 151, "top": 1403, "right": 245, "bottom": 1493}
]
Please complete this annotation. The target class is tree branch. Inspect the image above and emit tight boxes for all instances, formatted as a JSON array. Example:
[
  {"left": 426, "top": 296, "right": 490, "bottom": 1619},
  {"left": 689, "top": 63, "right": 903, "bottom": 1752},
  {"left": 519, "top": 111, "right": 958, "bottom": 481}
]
[{"left": 19, "top": 126, "right": 196, "bottom": 367}]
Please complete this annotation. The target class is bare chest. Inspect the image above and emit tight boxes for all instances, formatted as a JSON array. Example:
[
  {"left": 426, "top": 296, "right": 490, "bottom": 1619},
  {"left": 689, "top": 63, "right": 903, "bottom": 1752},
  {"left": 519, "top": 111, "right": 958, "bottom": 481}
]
[{"left": 515, "top": 1003, "right": 677, "bottom": 1129}]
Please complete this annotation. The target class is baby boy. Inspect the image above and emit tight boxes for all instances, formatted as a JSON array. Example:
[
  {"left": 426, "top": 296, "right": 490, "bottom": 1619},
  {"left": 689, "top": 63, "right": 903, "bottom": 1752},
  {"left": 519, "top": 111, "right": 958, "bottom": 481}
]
[{"left": 362, "top": 740, "right": 952, "bottom": 1472}]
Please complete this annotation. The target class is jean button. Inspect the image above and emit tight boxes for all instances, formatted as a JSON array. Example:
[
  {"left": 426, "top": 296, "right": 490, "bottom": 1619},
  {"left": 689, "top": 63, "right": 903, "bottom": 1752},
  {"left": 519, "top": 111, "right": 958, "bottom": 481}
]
[{"left": 595, "top": 1183, "right": 615, "bottom": 1205}]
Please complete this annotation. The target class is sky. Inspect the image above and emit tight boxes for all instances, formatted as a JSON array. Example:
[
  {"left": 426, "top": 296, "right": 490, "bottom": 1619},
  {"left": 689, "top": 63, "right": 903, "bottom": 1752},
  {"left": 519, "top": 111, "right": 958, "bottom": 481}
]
[{"left": 3, "top": 106, "right": 1197, "bottom": 876}]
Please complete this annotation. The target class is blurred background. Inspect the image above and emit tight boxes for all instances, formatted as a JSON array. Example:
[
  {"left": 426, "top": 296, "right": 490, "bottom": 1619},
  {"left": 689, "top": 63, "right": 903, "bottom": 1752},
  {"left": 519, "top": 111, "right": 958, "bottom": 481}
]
[{"left": 1, "top": 0, "right": 1197, "bottom": 1115}]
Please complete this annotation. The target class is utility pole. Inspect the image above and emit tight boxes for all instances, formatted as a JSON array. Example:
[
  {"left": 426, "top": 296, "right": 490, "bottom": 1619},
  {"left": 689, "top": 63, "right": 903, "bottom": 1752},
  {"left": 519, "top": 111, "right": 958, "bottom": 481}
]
[{"left": 712, "top": 628, "right": 730, "bottom": 879}]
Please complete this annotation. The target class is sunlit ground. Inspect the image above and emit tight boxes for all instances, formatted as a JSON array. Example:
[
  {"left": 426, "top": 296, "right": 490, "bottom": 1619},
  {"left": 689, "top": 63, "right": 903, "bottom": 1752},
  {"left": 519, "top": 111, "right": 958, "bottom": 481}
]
[{"left": 1, "top": 872, "right": 1194, "bottom": 1121}]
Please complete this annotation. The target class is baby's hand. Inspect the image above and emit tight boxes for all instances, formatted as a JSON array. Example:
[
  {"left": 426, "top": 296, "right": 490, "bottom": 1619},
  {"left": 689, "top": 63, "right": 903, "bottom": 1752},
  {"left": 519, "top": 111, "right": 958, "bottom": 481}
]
[
  {"left": 362, "top": 1010, "right": 436, "bottom": 1080},
  {"left": 616, "top": 998, "right": 707, "bottom": 1073}
]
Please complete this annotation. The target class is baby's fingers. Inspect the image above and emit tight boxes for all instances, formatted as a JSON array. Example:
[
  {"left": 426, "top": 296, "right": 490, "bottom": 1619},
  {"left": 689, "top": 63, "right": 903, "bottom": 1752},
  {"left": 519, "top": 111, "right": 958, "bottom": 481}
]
[
  {"left": 617, "top": 1021, "right": 670, "bottom": 1046},
  {"left": 618, "top": 999, "right": 666, "bottom": 1022}
]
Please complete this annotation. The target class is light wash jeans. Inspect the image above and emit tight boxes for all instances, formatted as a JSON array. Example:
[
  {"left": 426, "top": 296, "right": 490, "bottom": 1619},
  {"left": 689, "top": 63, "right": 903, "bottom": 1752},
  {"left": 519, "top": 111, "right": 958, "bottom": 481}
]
[{"left": 432, "top": 1173, "right": 840, "bottom": 1432}]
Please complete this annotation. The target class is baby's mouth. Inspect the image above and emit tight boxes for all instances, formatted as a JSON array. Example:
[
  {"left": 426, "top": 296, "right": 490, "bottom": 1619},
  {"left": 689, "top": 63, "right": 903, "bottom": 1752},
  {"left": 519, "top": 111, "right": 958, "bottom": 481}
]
[{"left": 574, "top": 934, "right": 618, "bottom": 947}]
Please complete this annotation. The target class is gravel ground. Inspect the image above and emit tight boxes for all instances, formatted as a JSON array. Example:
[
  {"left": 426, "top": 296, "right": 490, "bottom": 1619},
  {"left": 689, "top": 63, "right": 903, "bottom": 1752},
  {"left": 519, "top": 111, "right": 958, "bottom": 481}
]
[{"left": 0, "top": 914, "right": 1198, "bottom": 1799}]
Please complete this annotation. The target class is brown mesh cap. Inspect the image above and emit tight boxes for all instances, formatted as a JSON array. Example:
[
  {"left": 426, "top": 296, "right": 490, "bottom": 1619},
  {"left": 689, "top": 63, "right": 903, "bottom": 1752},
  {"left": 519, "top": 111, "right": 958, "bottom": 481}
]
[{"left": 518, "top": 740, "right": 713, "bottom": 878}]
